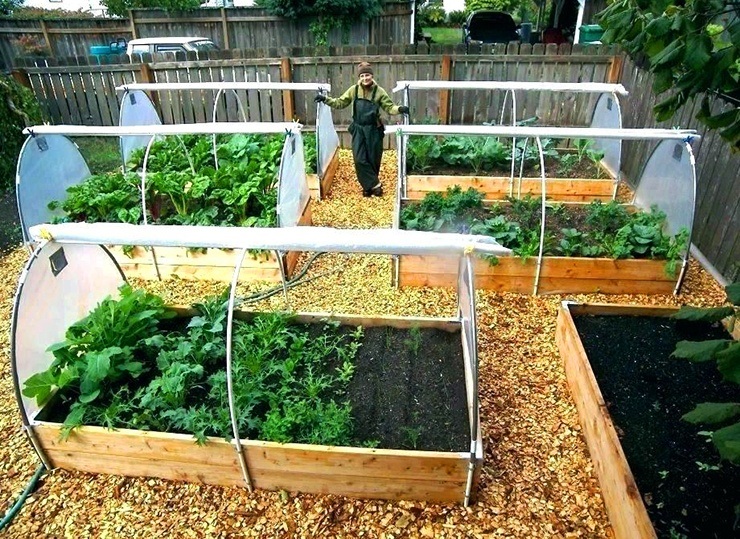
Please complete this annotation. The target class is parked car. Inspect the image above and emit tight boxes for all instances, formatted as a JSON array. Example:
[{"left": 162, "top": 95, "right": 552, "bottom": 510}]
[
  {"left": 462, "top": 11, "right": 520, "bottom": 45},
  {"left": 126, "top": 37, "right": 219, "bottom": 57}
]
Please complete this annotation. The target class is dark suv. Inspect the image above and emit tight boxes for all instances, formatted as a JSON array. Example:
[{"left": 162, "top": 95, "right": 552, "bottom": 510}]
[{"left": 462, "top": 11, "right": 520, "bottom": 45}]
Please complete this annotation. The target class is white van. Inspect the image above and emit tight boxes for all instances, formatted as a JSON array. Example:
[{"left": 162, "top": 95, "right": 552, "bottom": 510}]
[{"left": 126, "top": 37, "right": 219, "bottom": 57}]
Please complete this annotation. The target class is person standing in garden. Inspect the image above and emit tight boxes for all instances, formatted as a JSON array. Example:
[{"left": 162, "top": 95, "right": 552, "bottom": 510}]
[{"left": 315, "top": 62, "right": 409, "bottom": 197}]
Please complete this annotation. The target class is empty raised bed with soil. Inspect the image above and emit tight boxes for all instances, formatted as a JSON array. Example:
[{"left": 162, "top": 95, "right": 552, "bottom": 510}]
[{"left": 556, "top": 302, "right": 739, "bottom": 538}]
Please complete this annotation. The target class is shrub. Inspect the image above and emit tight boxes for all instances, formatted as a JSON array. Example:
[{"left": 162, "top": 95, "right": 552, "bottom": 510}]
[
  {"left": 0, "top": 74, "right": 44, "bottom": 193},
  {"left": 447, "top": 10, "right": 467, "bottom": 26}
]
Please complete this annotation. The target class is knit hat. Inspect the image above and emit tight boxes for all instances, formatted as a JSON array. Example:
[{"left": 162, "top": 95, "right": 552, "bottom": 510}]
[{"left": 357, "top": 62, "right": 373, "bottom": 76}]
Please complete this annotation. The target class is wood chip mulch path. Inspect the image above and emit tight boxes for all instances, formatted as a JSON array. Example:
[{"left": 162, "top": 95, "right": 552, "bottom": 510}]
[{"left": 0, "top": 148, "right": 728, "bottom": 538}]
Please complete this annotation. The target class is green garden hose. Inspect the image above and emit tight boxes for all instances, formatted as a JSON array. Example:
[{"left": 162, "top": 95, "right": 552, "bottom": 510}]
[{"left": 0, "top": 463, "right": 46, "bottom": 531}]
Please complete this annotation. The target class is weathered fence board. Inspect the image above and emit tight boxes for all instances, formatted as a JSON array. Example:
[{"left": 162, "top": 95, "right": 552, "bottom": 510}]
[
  {"left": 619, "top": 56, "right": 739, "bottom": 282},
  {"left": 0, "top": 3, "right": 413, "bottom": 70}
]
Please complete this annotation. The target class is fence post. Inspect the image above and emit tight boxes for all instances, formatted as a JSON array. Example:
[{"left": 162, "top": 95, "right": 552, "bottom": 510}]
[
  {"left": 220, "top": 8, "right": 230, "bottom": 49},
  {"left": 137, "top": 61, "right": 161, "bottom": 113},
  {"left": 607, "top": 54, "right": 624, "bottom": 83},
  {"left": 439, "top": 54, "right": 452, "bottom": 124},
  {"left": 129, "top": 10, "right": 138, "bottom": 40},
  {"left": 39, "top": 20, "right": 54, "bottom": 58},
  {"left": 11, "top": 68, "right": 32, "bottom": 89},
  {"left": 280, "top": 57, "right": 294, "bottom": 121}
]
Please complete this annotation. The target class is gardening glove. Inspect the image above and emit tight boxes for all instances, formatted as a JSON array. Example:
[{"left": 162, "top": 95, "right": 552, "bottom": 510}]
[
  {"left": 398, "top": 105, "right": 410, "bottom": 115},
  {"left": 314, "top": 94, "right": 327, "bottom": 103}
]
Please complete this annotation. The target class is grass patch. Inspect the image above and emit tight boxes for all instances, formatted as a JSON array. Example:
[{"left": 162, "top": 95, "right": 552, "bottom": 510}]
[
  {"left": 423, "top": 27, "right": 462, "bottom": 45},
  {"left": 75, "top": 137, "right": 122, "bottom": 175}
]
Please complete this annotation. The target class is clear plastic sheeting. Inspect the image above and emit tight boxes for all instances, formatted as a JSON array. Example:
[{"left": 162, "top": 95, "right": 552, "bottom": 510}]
[
  {"left": 17, "top": 123, "right": 309, "bottom": 242},
  {"left": 11, "top": 242, "right": 125, "bottom": 423},
  {"left": 317, "top": 102, "right": 340, "bottom": 179},
  {"left": 119, "top": 89, "right": 161, "bottom": 165},
  {"left": 589, "top": 93, "right": 623, "bottom": 179},
  {"left": 634, "top": 139, "right": 697, "bottom": 237},
  {"left": 27, "top": 223, "right": 512, "bottom": 257},
  {"left": 277, "top": 132, "right": 311, "bottom": 227},
  {"left": 457, "top": 255, "right": 480, "bottom": 507},
  {"left": 16, "top": 134, "right": 90, "bottom": 244},
  {"left": 391, "top": 81, "right": 629, "bottom": 95}
]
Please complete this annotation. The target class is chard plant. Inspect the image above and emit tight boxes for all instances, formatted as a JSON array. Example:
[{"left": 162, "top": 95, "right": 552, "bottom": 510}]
[{"left": 53, "top": 133, "right": 286, "bottom": 230}]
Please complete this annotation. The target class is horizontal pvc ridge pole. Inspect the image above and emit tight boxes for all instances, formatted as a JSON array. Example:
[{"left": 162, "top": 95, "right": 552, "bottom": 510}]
[
  {"left": 116, "top": 82, "right": 331, "bottom": 92},
  {"left": 392, "top": 81, "right": 629, "bottom": 95},
  {"left": 394, "top": 124, "right": 699, "bottom": 141},
  {"left": 29, "top": 223, "right": 512, "bottom": 257},
  {"left": 23, "top": 122, "right": 302, "bottom": 137}
]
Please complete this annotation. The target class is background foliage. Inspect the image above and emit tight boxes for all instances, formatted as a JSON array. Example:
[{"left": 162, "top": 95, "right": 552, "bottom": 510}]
[
  {"left": 0, "top": 73, "right": 43, "bottom": 193},
  {"left": 101, "top": 0, "right": 201, "bottom": 17},
  {"left": 598, "top": 0, "right": 740, "bottom": 151},
  {"left": 0, "top": 0, "right": 21, "bottom": 15},
  {"left": 256, "top": 0, "right": 383, "bottom": 45}
]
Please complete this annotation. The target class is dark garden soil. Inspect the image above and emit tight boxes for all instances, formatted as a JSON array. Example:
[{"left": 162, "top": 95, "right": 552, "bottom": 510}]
[
  {"left": 346, "top": 326, "right": 469, "bottom": 452},
  {"left": 0, "top": 189, "right": 22, "bottom": 256},
  {"left": 573, "top": 314, "right": 740, "bottom": 538}
]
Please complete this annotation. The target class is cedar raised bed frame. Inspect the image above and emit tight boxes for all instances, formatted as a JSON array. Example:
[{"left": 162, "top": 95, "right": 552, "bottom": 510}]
[
  {"left": 398, "top": 255, "right": 675, "bottom": 295},
  {"left": 108, "top": 199, "right": 313, "bottom": 282},
  {"left": 397, "top": 173, "right": 677, "bottom": 295},
  {"left": 404, "top": 167, "right": 617, "bottom": 203},
  {"left": 555, "top": 302, "right": 677, "bottom": 539},
  {"left": 306, "top": 147, "right": 340, "bottom": 200},
  {"left": 27, "top": 313, "right": 483, "bottom": 504}
]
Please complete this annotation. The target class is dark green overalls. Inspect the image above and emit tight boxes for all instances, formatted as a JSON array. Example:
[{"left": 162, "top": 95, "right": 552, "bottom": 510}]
[{"left": 348, "top": 84, "right": 385, "bottom": 192}]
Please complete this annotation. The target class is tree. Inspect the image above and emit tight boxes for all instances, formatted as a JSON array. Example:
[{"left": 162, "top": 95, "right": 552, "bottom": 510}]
[
  {"left": 0, "top": 0, "right": 22, "bottom": 16},
  {"left": 256, "top": 0, "right": 383, "bottom": 46},
  {"left": 101, "top": 0, "right": 201, "bottom": 17},
  {"left": 598, "top": 0, "right": 740, "bottom": 152},
  {"left": 465, "top": 0, "right": 524, "bottom": 15}
]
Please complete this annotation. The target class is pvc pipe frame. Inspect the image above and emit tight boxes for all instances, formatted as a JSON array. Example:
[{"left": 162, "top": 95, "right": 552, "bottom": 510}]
[
  {"left": 23, "top": 123, "right": 302, "bottom": 137},
  {"left": 393, "top": 124, "right": 699, "bottom": 140},
  {"left": 392, "top": 81, "right": 629, "bottom": 95},
  {"left": 117, "top": 82, "right": 331, "bottom": 92}
]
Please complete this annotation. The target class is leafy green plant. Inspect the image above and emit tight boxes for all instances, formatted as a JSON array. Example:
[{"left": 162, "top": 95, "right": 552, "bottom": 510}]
[
  {"left": 52, "top": 133, "right": 284, "bottom": 230},
  {"left": 22, "top": 284, "right": 175, "bottom": 437},
  {"left": 404, "top": 326, "right": 423, "bottom": 357},
  {"left": 48, "top": 171, "right": 142, "bottom": 224},
  {"left": 407, "top": 135, "right": 442, "bottom": 174},
  {"left": 671, "top": 282, "right": 740, "bottom": 467},
  {"left": 25, "top": 287, "right": 368, "bottom": 448},
  {"left": 557, "top": 153, "right": 579, "bottom": 176},
  {"left": 401, "top": 187, "right": 686, "bottom": 269}
]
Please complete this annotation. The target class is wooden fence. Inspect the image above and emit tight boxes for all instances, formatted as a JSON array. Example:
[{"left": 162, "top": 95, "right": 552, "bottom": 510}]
[
  {"left": 619, "top": 57, "right": 739, "bottom": 283},
  {"left": 0, "top": 2, "right": 412, "bottom": 70},
  {"left": 12, "top": 43, "right": 621, "bottom": 136}
]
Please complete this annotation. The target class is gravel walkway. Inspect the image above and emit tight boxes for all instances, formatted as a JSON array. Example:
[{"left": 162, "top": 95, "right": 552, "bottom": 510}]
[{"left": 0, "top": 149, "right": 727, "bottom": 538}]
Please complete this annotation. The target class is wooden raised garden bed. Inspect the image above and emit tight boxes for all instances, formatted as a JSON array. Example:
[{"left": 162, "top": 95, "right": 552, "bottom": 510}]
[
  {"left": 27, "top": 312, "right": 482, "bottom": 504},
  {"left": 306, "top": 147, "right": 339, "bottom": 199},
  {"left": 556, "top": 302, "right": 739, "bottom": 538},
  {"left": 405, "top": 174, "right": 617, "bottom": 203},
  {"left": 398, "top": 255, "right": 675, "bottom": 294},
  {"left": 108, "top": 200, "right": 312, "bottom": 282}
]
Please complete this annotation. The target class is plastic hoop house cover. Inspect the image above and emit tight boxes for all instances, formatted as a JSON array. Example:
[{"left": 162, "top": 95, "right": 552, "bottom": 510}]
[
  {"left": 16, "top": 124, "right": 310, "bottom": 241},
  {"left": 11, "top": 226, "right": 497, "bottom": 476},
  {"left": 15, "top": 135, "right": 90, "bottom": 245},
  {"left": 118, "top": 84, "right": 340, "bottom": 187}
]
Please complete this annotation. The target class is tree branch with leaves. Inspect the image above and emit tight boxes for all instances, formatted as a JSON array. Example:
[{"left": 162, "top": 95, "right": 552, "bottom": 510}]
[{"left": 598, "top": 0, "right": 740, "bottom": 151}]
